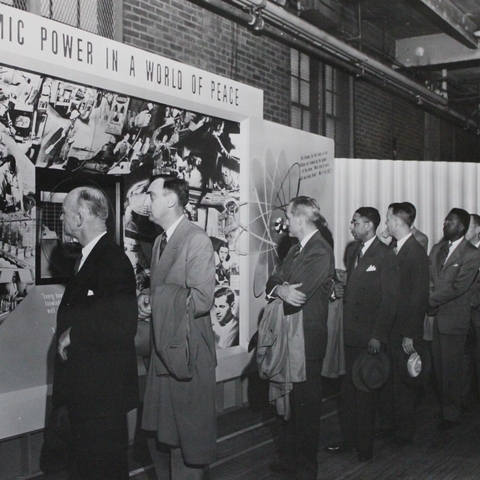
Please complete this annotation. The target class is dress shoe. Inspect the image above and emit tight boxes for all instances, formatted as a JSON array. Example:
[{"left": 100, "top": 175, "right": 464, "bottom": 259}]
[
  {"left": 358, "top": 451, "right": 373, "bottom": 462},
  {"left": 437, "top": 419, "right": 457, "bottom": 431},
  {"left": 269, "top": 460, "right": 297, "bottom": 474},
  {"left": 324, "top": 445, "right": 355, "bottom": 454},
  {"left": 390, "top": 437, "right": 413, "bottom": 448}
]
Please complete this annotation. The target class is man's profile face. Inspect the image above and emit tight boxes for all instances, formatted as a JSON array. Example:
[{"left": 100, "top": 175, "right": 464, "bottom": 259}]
[
  {"left": 144, "top": 178, "right": 169, "bottom": 227},
  {"left": 61, "top": 193, "right": 78, "bottom": 238},
  {"left": 443, "top": 212, "right": 465, "bottom": 241},
  {"left": 215, "top": 294, "right": 234, "bottom": 324},
  {"left": 385, "top": 208, "right": 397, "bottom": 237},
  {"left": 286, "top": 204, "right": 301, "bottom": 239},
  {"left": 465, "top": 217, "right": 480, "bottom": 243},
  {"left": 350, "top": 213, "right": 370, "bottom": 242}
]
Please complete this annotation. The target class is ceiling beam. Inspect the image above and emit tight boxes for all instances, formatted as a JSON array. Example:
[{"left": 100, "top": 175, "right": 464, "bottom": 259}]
[
  {"left": 397, "top": 33, "right": 480, "bottom": 67},
  {"left": 404, "top": 0, "right": 479, "bottom": 49}
]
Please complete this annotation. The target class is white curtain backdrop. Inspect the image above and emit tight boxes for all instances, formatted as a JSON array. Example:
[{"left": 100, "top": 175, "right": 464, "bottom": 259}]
[{"left": 332, "top": 158, "right": 480, "bottom": 269}]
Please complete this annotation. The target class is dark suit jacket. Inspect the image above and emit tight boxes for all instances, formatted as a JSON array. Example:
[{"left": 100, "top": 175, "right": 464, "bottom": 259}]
[
  {"left": 142, "top": 216, "right": 217, "bottom": 465},
  {"left": 343, "top": 237, "right": 399, "bottom": 347},
  {"left": 412, "top": 226, "right": 429, "bottom": 252},
  {"left": 429, "top": 238, "right": 480, "bottom": 334},
  {"left": 52, "top": 234, "right": 139, "bottom": 418},
  {"left": 389, "top": 235, "right": 430, "bottom": 342},
  {"left": 266, "top": 230, "right": 335, "bottom": 360},
  {"left": 470, "top": 243, "right": 480, "bottom": 328}
]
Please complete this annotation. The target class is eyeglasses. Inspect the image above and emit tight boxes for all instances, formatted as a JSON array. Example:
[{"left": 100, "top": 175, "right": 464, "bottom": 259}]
[{"left": 350, "top": 220, "right": 370, "bottom": 227}]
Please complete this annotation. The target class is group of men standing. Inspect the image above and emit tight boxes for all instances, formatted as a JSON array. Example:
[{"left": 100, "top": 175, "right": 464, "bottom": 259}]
[
  {"left": 268, "top": 199, "right": 480, "bottom": 480},
  {"left": 52, "top": 176, "right": 217, "bottom": 479},
  {"left": 50, "top": 177, "right": 480, "bottom": 480}
]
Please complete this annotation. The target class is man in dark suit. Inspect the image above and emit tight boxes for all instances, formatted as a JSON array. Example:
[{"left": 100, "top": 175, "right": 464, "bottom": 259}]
[
  {"left": 428, "top": 208, "right": 480, "bottom": 430},
  {"left": 326, "top": 207, "right": 399, "bottom": 461},
  {"left": 378, "top": 202, "right": 430, "bottom": 447},
  {"left": 266, "top": 196, "right": 334, "bottom": 480},
  {"left": 53, "top": 186, "right": 139, "bottom": 480},
  {"left": 467, "top": 214, "right": 480, "bottom": 406},
  {"left": 139, "top": 176, "right": 216, "bottom": 480}
]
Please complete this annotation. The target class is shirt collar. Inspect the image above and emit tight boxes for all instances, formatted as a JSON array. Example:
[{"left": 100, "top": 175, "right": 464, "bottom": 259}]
[
  {"left": 362, "top": 235, "right": 376, "bottom": 253},
  {"left": 165, "top": 215, "right": 184, "bottom": 241},
  {"left": 299, "top": 229, "right": 318, "bottom": 250},
  {"left": 80, "top": 231, "right": 107, "bottom": 269},
  {"left": 449, "top": 236, "right": 463, "bottom": 253},
  {"left": 395, "top": 232, "right": 413, "bottom": 253}
]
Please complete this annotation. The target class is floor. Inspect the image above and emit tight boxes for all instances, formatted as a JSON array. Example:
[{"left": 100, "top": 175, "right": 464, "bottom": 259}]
[{"left": 32, "top": 376, "right": 480, "bottom": 480}]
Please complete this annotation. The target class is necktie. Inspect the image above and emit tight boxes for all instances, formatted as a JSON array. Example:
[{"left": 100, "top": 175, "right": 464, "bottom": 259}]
[
  {"left": 355, "top": 243, "right": 364, "bottom": 267},
  {"left": 391, "top": 239, "right": 398, "bottom": 255},
  {"left": 293, "top": 242, "right": 302, "bottom": 259},
  {"left": 441, "top": 242, "right": 452, "bottom": 268},
  {"left": 158, "top": 232, "right": 168, "bottom": 259},
  {"left": 73, "top": 253, "right": 83, "bottom": 275}
]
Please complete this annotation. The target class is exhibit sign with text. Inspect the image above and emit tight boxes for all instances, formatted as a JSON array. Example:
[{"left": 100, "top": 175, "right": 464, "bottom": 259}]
[
  {"left": 246, "top": 119, "right": 334, "bottom": 359},
  {"left": 0, "top": 4, "right": 263, "bottom": 121},
  {"left": 0, "top": 3, "right": 265, "bottom": 438}
]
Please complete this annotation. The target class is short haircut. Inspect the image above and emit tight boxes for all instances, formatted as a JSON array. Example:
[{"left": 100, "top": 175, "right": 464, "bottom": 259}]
[
  {"left": 389, "top": 202, "right": 415, "bottom": 227},
  {"left": 355, "top": 207, "right": 381, "bottom": 230},
  {"left": 150, "top": 174, "right": 189, "bottom": 208},
  {"left": 214, "top": 286, "right": 235, "bottom": 306},
  {"left": 403, "top": 202, "right": 417, "bottom": 222},
  {"left": 76, "top": 186, "right": 109, "bottom": 221},
  {"left": 471, "top": 214, "right": 480, "bottom": 228},
  {"left": 450, "top": 208, "right": 470, "bottom": 232},
  {"left": 289, "top": 196, "right": 322, "bottom": 228}
]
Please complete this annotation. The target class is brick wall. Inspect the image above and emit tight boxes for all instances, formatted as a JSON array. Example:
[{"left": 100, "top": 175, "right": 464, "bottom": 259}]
[
  {"left": 122, "top": 0, "right": 480, "bottom": 161},
  {"left": 122, "top": 0, "right": 291, "bottom": 125},
  {"left": 354, "top": 80, "right": 424, "bottom": 160}
]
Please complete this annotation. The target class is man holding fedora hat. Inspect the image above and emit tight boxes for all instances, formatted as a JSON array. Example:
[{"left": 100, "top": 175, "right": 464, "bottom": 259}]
[
  {"left": 377, "top": 202, "right": 430, "bottom": 447},
  {"left": 428, "top": 208, "right": 480, "bottom": 430},
  {"left": 326, "top": 207, "right": 399, "bottom": 461}
]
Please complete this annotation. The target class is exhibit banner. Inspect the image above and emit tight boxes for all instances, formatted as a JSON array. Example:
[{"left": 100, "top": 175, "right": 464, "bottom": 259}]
[{"left": 0, "top": 4, "right": 263, "bottom": 121}]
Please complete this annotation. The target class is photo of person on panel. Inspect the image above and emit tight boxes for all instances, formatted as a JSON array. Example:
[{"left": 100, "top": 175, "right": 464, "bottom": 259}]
[{"left": 212, "top": 286, "right": 239, "bottom": 349}]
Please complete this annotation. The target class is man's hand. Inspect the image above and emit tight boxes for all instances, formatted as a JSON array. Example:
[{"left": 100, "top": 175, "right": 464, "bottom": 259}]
[
  {"left": 426, "top": 304, "right": 438, "bottom": 317},
  {"left": 58, "top": 327, "right": 71, "bottom": 361},
  {"left": 402, "top": 337, "right": 415, "bottom": 355},
  {"left": 276, "top": 283, "right": 306, "bottom": 307},
  {"left": 138, "top": 293, "right": 151, "bottom": 320},
  {"left": 333, "top": 282, "right": 345, "bottom": 299},
  {"left": 378, "top": 229, "right": 393, "bottom": 246},
  {"left": 368, "top": 338, "right": 381, "bottom": 354}
]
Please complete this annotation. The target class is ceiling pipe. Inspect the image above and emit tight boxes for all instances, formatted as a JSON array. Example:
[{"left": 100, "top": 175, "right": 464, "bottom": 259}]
[
  {"left": 234, "top": 0, "right": 448, "bottom": 106},
  {"left": 198, "top": 0, "right": 479, "bottom": 131}
]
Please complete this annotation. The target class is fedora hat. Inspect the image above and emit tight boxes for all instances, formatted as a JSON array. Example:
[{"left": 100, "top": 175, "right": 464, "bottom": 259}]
[
  {"left": 352, "top": 350, "right": 390, "bottom": 392},
  {"left": 398, "top": 342, "right": 431, "bottom": 387}
]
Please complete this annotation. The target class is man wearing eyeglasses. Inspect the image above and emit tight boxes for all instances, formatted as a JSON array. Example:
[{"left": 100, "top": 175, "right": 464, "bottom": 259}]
[{"left": 326, "top": 206, "right": 399, "bottom": 462}]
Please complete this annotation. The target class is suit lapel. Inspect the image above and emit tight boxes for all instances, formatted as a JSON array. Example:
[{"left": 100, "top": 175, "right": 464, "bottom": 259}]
[
  {"left": 347, "top": 240, "right": 373, "bottom": 289},
  {"left": 152, "top": 216, "right": 189, "bottom": 286},
  {"left": 63, "top": 235, "right": 109, "bottom": 301},
  {"left": 395, "top": 235, "right": 414, "bottom": 265},
  {"left": 435, "top": 242, "right": 447, "bottom": 273},
  {"left": 287, "top": 231, "right": 323, "bottom": 280},
  {"left": 442, "top": 239, "right": 465, "bottom": 271}
]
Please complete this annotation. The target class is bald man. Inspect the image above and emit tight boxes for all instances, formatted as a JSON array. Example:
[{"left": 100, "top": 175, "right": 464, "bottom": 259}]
[{"left": 52, "top": 186, "right": 138, "bottom": 479}]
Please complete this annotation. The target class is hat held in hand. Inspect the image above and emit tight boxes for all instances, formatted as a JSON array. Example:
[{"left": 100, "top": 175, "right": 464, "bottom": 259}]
[
  {"left": 398, "top": 343, "right": 431, "bottom": 387},
  {"left": 352, "top": 350, "right": 390, "bottom": 392}
]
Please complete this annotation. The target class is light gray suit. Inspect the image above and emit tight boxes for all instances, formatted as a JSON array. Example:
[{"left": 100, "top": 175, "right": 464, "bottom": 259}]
[{"left": 142, "top": 216, "right": 217, "bottom": 468}]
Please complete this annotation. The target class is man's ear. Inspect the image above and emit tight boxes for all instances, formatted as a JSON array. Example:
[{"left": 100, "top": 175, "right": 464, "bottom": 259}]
[
  {"left": 76, "top": 210, "right": 84, "bottom": 228},
  {"left": 166, "top": 192, "right": 176, "bottom": 208}
]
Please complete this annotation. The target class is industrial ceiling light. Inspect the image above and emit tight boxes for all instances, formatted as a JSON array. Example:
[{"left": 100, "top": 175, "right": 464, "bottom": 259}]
[{"left": 473, "top": 30, "right": 480, "bottom": 38}]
